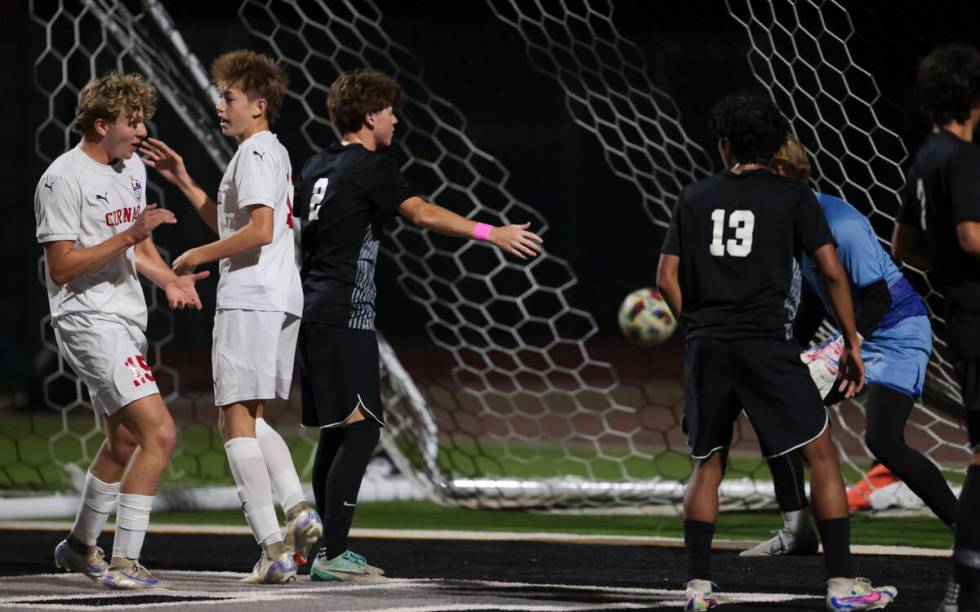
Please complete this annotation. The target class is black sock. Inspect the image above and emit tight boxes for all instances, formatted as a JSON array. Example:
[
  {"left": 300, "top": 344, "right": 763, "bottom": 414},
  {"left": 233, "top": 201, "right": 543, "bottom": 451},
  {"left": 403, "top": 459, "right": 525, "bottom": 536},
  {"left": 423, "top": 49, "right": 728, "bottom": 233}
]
[
  {"left": 684, "top": 520, "right": 714, "bottom": 581},
  {"left": 956, "top": 465, "right": 980, "bottom": 609},
  {"left": 865, "top": 385, "right": 957, "bottom": 526},
  {"left": 318, "top": 420, "right": 381, "bottom": 560},
  {"left": 312, "top": 427, "right": 344, "bottom": 520},
  {"left": 816, "top": 518, "right": 853, "bottom": 578},
  {"left": 768, "top": 451, "right": 808, "bottom": 513}
]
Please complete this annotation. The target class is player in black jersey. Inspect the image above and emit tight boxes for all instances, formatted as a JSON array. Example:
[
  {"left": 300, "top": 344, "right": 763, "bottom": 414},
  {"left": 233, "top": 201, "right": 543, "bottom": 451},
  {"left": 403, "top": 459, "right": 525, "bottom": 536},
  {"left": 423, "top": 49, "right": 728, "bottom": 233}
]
[
  {"left": 893, "top": 44, "right": 980, "bottom": 612},
  {"left": 658, "top": 91, "right": 896, "bottom": 610},
  {"left": 293, "top": 69, "right": 542, "bottom": 581}
]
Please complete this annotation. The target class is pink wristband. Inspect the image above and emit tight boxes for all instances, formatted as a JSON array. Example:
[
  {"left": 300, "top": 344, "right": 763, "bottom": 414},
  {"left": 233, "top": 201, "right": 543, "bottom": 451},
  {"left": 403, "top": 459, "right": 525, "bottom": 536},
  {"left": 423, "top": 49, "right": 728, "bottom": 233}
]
[{"left": 473, "top": 222, "right": 493, "bottom": 241}]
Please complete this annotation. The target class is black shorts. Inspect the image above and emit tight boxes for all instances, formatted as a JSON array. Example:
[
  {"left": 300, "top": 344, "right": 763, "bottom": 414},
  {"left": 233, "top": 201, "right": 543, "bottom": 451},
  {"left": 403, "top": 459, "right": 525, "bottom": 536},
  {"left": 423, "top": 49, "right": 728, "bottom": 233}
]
[
  {"left": 683, "top": 337, "right": 828, "bottom": 459},
  {"left": 298, "top": 323, "right": 385, "bottom": 428},
  {"left": 954, "top": 356, "right": 980, "bottom": 451}
]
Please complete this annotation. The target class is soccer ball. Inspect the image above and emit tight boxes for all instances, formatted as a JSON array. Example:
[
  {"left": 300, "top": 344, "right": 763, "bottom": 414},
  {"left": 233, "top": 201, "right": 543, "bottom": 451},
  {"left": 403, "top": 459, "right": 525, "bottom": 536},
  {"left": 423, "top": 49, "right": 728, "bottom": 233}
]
[{"left": 617, "top": 288, "right": 677, "bottom": 347}]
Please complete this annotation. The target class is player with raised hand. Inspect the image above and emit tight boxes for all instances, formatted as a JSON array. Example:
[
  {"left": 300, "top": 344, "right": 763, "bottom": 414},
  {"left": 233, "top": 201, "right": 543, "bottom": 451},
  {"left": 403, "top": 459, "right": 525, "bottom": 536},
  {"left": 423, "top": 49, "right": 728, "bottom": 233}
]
[
  {"left": 741, "top": 134, "right": 952, "bottom": 559},
  {"left": 139, "top": 50, "right": 321, "bottom": 584},
  {"left": 37, "top": 72, "right": 207, "bottom": 590},
  {"left": 293, "top": 68, "right": 542, "bottom": 582},
  {"left": 657, "top": 91, "right": 896, "bottom": 610},
  {"left": 892, "top": 44, "right": 980, "bottom": 612}
]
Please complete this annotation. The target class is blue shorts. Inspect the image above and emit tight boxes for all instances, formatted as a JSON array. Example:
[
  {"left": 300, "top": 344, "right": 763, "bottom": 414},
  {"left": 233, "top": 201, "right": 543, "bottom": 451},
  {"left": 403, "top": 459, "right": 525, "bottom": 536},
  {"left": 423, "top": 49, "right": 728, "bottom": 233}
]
[{"left": 862, "top": 315, "right": 932, "bottom": 398}]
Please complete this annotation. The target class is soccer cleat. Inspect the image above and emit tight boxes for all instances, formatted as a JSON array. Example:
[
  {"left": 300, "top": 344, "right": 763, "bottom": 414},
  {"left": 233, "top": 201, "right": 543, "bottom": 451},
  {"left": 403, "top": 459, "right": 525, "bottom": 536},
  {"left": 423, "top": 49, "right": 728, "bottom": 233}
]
[
  {"left": 684, "top": 579, "right": 719, "bottom": 610},
  {"left": 740, "top": 511, "right": 819, "bottom": 557},
  {"left": 102, "top": 558, "right": 166, "bottom": 590},
  {"left": 310, "top": 550, "right": 385, "bottom": 583},
  {"left": 54, "top": 539, "right": 108, "bottom": 582},
  {"left": 285, "top": 507, "right": 323, "bottom": 569},
  {"left": 241, "top": 551, "right": 297, "bottom": 584},
  {"left": 826, "top": 577, "right": 897, "bottom": 610}
]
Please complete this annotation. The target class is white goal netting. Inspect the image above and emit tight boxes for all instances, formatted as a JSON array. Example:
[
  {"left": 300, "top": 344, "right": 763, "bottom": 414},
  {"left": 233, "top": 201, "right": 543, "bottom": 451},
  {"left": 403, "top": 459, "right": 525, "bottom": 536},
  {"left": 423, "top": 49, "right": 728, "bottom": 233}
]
[{"left": 13, "top": 0, "right": 971, "bottom": 516}]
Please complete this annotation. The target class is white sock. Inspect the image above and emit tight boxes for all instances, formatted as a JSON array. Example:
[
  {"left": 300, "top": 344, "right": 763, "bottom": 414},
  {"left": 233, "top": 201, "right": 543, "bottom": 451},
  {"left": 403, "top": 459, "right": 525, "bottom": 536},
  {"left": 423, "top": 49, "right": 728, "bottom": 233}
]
[
  {"left": 112, "top": 493, "right": 153, "bottom": 561},
  {"left": 224, "top": 437, "right": 282, "bottom": 545},
  {"left": 71, "top": 471, "right": 119, "bottom": 547},
  {"left": 255, "top": 417, "right": 307, "bottom": 514}
]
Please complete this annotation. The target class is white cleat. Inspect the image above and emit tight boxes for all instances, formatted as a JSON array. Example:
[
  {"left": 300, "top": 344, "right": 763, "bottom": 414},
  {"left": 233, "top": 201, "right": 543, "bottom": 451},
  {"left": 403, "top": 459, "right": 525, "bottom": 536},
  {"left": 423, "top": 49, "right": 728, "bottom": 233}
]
[{"left": 241, "top": 551, "right": 297, "bottom": 585}]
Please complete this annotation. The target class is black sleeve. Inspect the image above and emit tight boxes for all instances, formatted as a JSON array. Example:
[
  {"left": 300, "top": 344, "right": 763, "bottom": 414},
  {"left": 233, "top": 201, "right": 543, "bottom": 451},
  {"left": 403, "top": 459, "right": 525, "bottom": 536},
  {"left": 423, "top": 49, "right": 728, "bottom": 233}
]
[
  {"left": 897, "top": 175, "right": 922, "bottom": 228},
  {"left": 854, "top": 278, "right": 892, "bottom": 338},
  {"left": 361, "top": 154, "right": 417, "bottom": 216},
  {"left": 793, "top": 284, "right": 826, "bottom": 347},
  {"left": 661, "top": 195, "right": 684, "bottom": 255},
  {"left": 948, "top": 144, "right": 980, "bottom": 224},
  {"left": 795, "top": 188, "right": 834, "bottom": 255}
]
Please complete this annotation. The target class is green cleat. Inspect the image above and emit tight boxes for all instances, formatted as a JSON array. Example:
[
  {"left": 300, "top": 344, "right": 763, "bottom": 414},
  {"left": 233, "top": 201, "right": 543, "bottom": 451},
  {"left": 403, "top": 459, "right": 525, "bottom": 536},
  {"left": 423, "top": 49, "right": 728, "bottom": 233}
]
[{"left": 310, "top": 550, "right": 385, "bottom": 583}]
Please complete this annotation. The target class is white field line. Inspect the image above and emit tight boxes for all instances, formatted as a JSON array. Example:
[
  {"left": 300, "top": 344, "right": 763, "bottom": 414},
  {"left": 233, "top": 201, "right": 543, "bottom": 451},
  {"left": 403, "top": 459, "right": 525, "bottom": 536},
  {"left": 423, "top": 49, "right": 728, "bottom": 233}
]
[{"left": 0, "top": 520, "right": 950, "bottom": 557}]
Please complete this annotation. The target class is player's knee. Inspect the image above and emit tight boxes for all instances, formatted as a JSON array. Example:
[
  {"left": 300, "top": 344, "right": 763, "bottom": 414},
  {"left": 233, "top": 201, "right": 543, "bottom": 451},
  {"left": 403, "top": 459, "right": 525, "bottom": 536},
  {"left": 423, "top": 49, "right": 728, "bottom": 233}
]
[
  {"left": 107, "top": 435, "right": 138, "bottom": 465},
  {"left": 864, "top": 429, "right": 899, "bottom": 463},
  {"left": 156, "top": 419, "right": 177, "bottom": 457}
]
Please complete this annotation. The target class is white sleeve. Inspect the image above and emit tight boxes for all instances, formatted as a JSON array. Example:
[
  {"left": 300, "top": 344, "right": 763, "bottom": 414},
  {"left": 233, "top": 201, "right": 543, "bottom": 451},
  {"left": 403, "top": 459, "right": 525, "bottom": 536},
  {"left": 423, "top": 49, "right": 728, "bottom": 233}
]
[
  {"left": 35, "top": 174, "right": 81, "bottom": 243},
  {"left": 234, "top": 145, "right": 279, "bottom": 210}
]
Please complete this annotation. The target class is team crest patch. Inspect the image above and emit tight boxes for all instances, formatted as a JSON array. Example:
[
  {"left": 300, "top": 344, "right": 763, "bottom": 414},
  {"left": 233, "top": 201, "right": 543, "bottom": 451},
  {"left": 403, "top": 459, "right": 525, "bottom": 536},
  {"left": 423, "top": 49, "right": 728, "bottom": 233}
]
[{"left": 131, "top": 177, "right": 143, "bottom": 202}]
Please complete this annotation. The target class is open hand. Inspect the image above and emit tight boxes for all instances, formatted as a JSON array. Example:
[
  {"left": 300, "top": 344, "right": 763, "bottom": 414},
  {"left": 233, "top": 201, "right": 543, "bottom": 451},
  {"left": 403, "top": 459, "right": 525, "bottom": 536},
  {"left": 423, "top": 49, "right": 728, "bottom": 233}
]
[
  {"left": 164, "top": 270, "right": 210, "bottom": 310},
  {"left": 489, "top": 223, "right": 543, "bottom": 260},
  {"left": 127, "top": 204, "right": 176, "bottom": 244},
  {"left": 140, "top": 138, "right": 190, "bottom": 187}
]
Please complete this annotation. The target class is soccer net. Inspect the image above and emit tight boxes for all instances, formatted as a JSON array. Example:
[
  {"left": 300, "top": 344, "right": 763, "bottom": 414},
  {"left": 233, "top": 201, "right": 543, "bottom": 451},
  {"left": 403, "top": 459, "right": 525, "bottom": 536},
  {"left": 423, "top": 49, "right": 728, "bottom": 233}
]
[{"left": 12, "top": 0, "right": 971, "bottom": 517}]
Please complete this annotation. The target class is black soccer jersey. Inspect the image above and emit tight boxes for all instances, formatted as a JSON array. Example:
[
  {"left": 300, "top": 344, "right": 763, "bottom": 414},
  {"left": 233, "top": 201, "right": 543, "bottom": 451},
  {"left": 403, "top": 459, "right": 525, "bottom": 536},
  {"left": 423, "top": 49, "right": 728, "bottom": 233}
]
[
  {"left": 294, "top": 141, "right": 417, "bottom": 329},
  {"left": 661, "top": 169, "right": 834, "bottom": 341},
  {"left": 899, "top": 130, "right": 980, "bottom": 322}
]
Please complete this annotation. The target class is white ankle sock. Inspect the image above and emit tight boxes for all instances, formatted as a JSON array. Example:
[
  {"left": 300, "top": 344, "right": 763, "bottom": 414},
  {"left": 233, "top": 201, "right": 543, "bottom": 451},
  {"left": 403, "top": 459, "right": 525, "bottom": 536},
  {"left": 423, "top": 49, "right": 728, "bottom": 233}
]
[
  {"left": 255, "top": 418, "right": 307, "bottom": 513},
  {"left": 225, "top": 437, "right": 282, "bottom": 545},
  {"left": 71, "top": 471, "right": 119, "bottom": 547},
  {"left": 112, "top": 493, "right": 153, "bottom": 560}
]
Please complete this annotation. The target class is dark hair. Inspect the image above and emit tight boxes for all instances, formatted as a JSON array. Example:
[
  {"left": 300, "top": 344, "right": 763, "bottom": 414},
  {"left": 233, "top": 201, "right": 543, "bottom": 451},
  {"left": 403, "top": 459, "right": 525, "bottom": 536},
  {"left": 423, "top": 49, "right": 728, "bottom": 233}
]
[
  {"left": 916, "top": 44, "right": 980, "bottom": 126},
  {"left": 708, "top": 90, "right": 788, "bottom": 165},
  {"left": 211, "top": 50, "right": 288, "bottom": 124},
  {"left": 327, "top": 69, "right": 405, "bottom": 133}
]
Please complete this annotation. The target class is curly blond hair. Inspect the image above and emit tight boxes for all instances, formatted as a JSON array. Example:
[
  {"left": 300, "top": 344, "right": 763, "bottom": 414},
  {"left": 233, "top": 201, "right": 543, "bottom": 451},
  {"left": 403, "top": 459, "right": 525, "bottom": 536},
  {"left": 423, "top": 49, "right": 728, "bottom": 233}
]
[
  {"left": 211, "top": 50, "right": 288, "bottom": 124},
  {"left": 73, "top": 72, "right": 157, "bottom": 136},
  {"left": 327, "top": 69, "right": 405, "bottom": 133},
  {"left": 771, "top": 132, "right": 812, "bottom": 182}
]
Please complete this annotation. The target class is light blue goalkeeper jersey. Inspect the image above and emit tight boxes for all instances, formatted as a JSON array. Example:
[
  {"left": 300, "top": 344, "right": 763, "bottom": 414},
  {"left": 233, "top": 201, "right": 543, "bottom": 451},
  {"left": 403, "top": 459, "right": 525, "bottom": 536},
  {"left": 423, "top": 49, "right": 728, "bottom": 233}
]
[{"left": 800, "top": 192, "right": 931, "bottom": 397}]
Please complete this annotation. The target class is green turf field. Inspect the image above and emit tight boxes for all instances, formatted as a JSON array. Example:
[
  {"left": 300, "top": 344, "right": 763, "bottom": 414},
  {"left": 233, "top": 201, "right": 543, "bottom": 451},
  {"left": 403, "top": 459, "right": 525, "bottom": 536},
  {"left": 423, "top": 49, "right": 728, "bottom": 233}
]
[{"left": 133, "top": 501, "right": 952, "bottom": 550}]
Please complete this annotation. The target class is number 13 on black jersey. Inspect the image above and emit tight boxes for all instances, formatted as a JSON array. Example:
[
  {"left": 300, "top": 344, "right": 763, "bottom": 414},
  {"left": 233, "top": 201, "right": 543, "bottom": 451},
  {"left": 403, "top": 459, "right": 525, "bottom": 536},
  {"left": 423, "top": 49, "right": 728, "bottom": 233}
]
[{"left": 709, "top": 209, "right": 755, "bottom": 257}]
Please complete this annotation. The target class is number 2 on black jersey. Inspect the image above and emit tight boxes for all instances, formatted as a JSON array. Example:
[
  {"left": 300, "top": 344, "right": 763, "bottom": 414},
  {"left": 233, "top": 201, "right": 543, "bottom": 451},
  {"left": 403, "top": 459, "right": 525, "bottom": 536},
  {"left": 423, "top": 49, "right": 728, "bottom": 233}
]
[
  {"left": 309, "top": 177, "right": 329, "bottom": 221},
  {"left": 709, "top": 209, "right": 755, "bottom": 257}
]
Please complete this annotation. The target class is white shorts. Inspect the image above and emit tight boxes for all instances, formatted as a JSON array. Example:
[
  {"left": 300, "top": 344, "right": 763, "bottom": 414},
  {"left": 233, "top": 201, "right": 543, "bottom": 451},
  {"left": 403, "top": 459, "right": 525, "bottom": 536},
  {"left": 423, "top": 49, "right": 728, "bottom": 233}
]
[
  {"left": 212, "top": 309, "right": 300, "bottom": 406},
  {"left": 53, "top": 313, "right": 160, "bottom": 416}
]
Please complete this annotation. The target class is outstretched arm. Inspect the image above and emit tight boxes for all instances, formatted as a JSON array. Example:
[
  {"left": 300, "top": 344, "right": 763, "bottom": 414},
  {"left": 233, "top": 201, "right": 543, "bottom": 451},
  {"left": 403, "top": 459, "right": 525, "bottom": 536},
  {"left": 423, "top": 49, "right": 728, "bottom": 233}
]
[
  {"left": 398, "top": 196, "right": 543, "bottom": 260},
  {"left": 171, "top": 205, "right": 273, "bottom": 275},
  {"left": 140, "top": 137, "right": 219, "bottom": 234}
]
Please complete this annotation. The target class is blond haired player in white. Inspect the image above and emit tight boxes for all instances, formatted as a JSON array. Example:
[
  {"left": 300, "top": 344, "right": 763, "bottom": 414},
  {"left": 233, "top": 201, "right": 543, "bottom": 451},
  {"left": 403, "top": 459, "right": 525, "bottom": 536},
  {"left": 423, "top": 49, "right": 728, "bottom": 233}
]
[
  {"left": 36, "top": 72, "right": 208, "bottom": 590},
  {"left": 140, "top": 50, "right": 320, "bottom": 584}
]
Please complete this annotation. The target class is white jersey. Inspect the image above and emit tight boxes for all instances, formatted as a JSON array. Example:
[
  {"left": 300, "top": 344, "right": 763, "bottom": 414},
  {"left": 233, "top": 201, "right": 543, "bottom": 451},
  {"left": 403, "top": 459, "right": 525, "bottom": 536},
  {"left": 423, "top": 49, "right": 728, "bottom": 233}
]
[
  {"left": 216, "top": 131, "right": 302, "bottom": 316},
  {"left": 34, "top": 145, "right": 148, "bottom": 330}
]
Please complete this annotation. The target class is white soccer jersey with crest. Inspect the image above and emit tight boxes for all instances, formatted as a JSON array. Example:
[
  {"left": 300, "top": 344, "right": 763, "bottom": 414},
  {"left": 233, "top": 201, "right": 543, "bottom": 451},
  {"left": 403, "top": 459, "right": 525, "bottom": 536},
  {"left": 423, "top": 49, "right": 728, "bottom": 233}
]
[
  {"left": 34, "top": 145, "right": 149, "bottom": 330},
  {"left": 215, "top": 130, "right": 302, "bottom": 316}
]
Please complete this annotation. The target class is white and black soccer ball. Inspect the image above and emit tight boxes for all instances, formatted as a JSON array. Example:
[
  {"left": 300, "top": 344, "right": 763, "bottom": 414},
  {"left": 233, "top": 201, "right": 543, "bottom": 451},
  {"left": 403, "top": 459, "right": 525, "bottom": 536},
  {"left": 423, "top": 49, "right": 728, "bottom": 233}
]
[{"left": 617, "top": 288, "right": 677, "bottom": 347}]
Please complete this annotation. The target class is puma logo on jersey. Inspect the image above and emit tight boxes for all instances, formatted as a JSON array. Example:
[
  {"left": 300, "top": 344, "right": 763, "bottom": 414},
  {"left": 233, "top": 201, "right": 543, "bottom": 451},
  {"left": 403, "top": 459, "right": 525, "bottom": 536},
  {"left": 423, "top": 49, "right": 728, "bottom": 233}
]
[
  {"left": 43, "top": 181, "right": 54, "bottom": 192},
  {"left": 253, "top": 150, "right": 266, "bottom": 162},
  {"left": 95, "top": 192, "right": 110, "bottom": 205}
]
